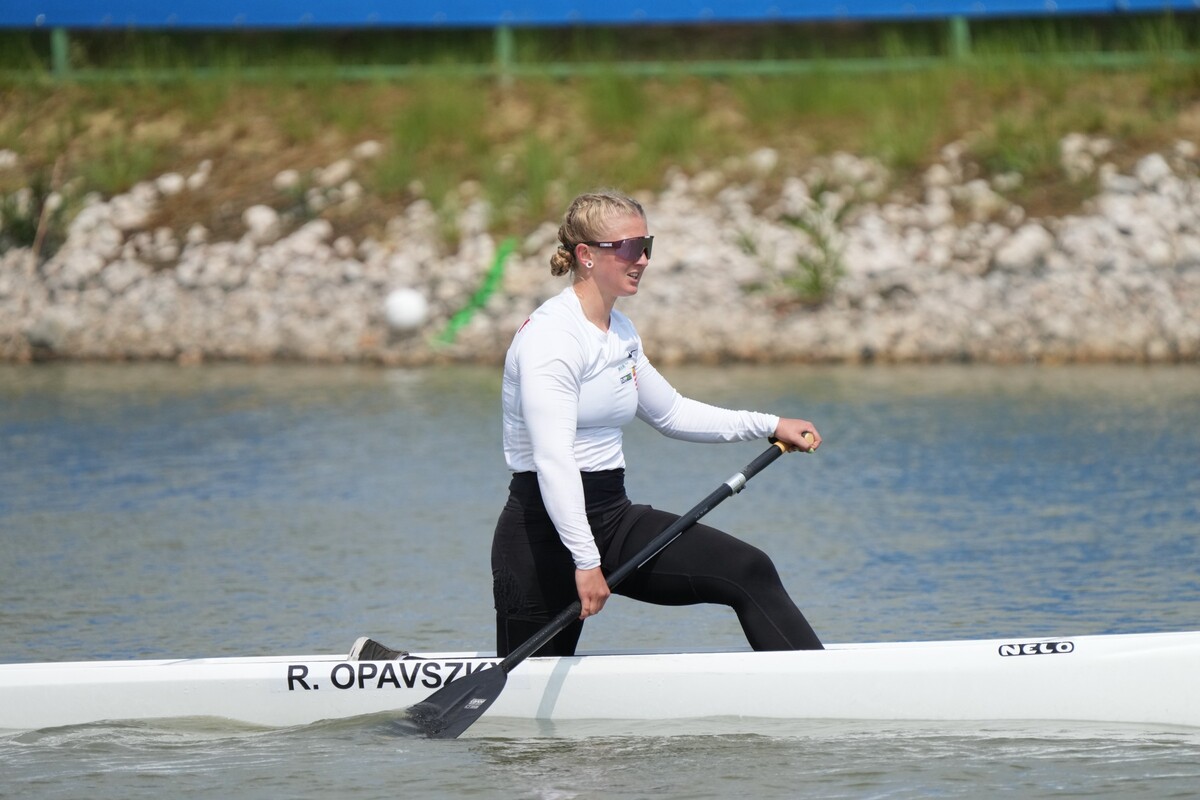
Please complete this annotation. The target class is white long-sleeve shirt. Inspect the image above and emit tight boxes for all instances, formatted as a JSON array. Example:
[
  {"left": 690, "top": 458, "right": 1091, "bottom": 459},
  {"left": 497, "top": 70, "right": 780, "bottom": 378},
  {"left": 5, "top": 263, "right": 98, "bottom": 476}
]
[{"left": 502, "top": 288, "right": 779, "bottom": 570}]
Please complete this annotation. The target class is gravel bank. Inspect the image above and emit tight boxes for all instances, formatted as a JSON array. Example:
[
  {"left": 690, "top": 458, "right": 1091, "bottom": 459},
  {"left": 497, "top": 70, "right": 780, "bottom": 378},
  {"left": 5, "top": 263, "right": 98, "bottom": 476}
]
[{"left": 2, "top": 136, "right": 1198, "bottom": 365}]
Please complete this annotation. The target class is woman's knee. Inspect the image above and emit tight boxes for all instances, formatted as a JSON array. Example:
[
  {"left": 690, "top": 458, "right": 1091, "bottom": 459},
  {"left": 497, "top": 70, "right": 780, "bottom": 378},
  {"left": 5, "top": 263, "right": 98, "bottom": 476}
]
[{"left": 725, "top": 541, "right": 784, "bottom": 587}]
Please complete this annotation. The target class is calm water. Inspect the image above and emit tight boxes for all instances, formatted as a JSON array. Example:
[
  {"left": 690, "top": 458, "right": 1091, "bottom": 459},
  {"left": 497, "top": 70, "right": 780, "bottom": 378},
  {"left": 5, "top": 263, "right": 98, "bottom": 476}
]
[{"left": 2, "top": 363, "right": 1199, "bottom": 798}]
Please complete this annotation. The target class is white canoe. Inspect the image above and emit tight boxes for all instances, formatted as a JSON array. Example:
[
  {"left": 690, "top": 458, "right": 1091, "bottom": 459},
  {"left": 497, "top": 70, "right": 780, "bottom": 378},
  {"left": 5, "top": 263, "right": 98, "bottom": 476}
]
[{"left": 2, "top": 630, "right": 1198, "bottom": 733}]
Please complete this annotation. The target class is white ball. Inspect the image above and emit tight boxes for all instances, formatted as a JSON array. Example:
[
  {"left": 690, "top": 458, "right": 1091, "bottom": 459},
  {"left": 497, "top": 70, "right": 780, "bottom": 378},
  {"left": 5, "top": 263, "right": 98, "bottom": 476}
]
[{"left": 384, "top": 288, "right": 429, "bottom": 332}]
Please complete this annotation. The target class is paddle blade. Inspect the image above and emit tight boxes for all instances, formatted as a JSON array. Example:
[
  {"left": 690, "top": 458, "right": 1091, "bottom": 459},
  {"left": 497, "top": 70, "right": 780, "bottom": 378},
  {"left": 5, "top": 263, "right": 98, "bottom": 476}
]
[{"left": 397, "top": 665, "right": 507, "bottom": 739}]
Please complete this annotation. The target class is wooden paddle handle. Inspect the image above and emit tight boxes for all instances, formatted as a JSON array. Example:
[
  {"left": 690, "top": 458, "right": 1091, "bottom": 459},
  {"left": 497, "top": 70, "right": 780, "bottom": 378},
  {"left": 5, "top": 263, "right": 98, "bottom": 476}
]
[{"left": 768, "top": 431, "right": 815, "bottom": 454}]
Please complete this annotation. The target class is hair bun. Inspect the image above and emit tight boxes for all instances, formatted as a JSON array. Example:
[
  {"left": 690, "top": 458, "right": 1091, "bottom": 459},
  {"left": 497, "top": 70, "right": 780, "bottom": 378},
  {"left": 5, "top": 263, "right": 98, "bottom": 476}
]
[{"left": 550, "top": 246, "right": 574, "bottom": 277}]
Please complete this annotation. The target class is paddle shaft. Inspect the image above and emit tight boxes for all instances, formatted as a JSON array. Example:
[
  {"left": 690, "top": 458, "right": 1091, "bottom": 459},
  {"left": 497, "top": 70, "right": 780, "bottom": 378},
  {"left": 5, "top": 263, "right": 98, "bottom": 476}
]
[{"left": 498, "top": 440, "right": 790, "bottom": 673}]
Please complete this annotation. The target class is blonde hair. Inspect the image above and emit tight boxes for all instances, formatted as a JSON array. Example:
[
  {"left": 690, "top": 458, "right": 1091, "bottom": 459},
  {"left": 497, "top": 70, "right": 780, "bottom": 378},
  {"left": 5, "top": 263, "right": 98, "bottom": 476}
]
[{"left": 550, "top": 190, "right": 647, "bottom": 277}]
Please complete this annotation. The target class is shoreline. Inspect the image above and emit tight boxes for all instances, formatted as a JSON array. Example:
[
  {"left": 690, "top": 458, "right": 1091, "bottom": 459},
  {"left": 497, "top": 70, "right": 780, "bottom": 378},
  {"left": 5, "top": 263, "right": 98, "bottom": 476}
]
[{"left": 2, "top": 138, "right": 1199, "bottom": 366}]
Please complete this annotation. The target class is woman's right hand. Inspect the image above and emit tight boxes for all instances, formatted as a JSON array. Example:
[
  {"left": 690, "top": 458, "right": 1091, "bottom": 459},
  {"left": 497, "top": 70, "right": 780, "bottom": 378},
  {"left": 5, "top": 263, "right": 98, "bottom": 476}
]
[
  {"left": 575, "top": 566, "right": 611, "bottom": 619},
  {"left": 773, "top": 417, "right": 821, "bottom": 452}
]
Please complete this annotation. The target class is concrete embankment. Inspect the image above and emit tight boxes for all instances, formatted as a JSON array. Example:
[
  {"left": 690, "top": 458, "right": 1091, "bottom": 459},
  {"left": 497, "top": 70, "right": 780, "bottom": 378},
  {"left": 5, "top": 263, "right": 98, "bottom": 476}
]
[{"left": 2, "top": 136, "right": 1198, "bottom": 365}]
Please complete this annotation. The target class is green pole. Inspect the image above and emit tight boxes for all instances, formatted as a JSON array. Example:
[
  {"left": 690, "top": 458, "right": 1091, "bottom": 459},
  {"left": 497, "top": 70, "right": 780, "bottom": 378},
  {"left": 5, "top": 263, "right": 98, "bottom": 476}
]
[
  {"left": 949, "top": 16, "right": 971, "bottom": 60},
  {"left": 51, "top": 27, "right": 70, "bottom": 78},
  {"left": 495, "top": 24, "right": 514, "bottom": 86}
]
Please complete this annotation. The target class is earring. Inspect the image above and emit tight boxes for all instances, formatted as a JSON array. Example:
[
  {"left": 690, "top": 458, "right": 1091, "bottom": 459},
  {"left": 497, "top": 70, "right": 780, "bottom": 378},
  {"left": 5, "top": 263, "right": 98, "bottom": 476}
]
[{"left": 584, "top": 261, "right": 593, "bottom": 269}]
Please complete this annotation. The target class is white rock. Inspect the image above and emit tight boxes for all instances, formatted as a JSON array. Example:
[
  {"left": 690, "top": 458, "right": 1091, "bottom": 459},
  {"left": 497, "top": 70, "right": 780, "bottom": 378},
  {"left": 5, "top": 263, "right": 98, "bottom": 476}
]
[
  {"left": 993, "top": 224, "right": 1055, "bottom": 272},
  {"left": 110, "top": 194, "right": 152, "bottom": 231},
  {"left": 921, "top": 198, "right": 954, "bottom": 229},
  {"left": 353, "top": 140, "right": 383, "bottom": 160},
  {"left": 1099, "top": 167, "right": 1141, "bottom": 195},
  {"left": 1060, "top": 133, "right": 1094, "bottom": 180},
  {"left": 156, "top": 173, "right": 186, "bottom": 196},
  {"left": 88, "top": 222, "right": 124, "bottom": 261},
  {"left": 274, "top": 169, "right": 301, "bottom": 191},
  {"left": 924, "top": 163, "right": 955, "bottom": 188},
  {"left": 992, "top": 172, "right": 1022, "bottom": 192},
  {"left": 185, "top": 224, "right": 209, "bottom": 245},
  {"left": 1098, "top": 194, "right": 1138, "bottom": 233},
  {"left": 185, "top": 171, "right": 209, "bottom": 191},
  {"left": 305, "top": 187, "right": 328, "bottom": 212},
  {"left": 243, "top": 205, "right": 281, "bottom": 244},
  {"left": 1144, "top": 239, "right": 1175, "bottom": 269},
  {"left": 957, "top": 179, "right": 1010, "bottom": 221},
  {"left": 152, "top": 227, "right": 180, "bottom": 261},
  {"left": 54, "top": 249, "right": 107, "bottom": 289},
  {"left": 1060, "top": 132, "right": 1088, "bottom": 158},
  {"left": 341, "top": 180, "right": 363, "bottom": 202},
  {"left": 1089, "top": 137, "right": 1114, "bottom": 158},
  {"left": 292, "top": 218, "right": 333, "bottom": 246},
  {"left": 24, "top": 307, "right": 78, "bottom": 350},
  {"left": 102, "top": 260, "right": 150, "bottom": 294},
  {"left": 1135, "top": 154, "right": 1172, "bottom": 188},
  {"left": 317, "top": 159, "right": 354, "bottom": 188},
  {"left": 747, "top": 148, "right": 779, "bottom": 176}
]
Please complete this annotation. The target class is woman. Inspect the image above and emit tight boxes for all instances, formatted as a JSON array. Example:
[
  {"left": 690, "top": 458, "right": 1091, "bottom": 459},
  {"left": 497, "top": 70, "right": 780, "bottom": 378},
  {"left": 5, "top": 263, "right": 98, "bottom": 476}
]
[{"left": 493, "top": 189, "right": 823, "bottom": 658}]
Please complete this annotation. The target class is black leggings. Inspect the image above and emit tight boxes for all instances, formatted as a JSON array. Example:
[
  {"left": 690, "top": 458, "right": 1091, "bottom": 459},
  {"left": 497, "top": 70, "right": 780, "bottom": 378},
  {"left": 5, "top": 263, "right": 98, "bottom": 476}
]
[{"left": 491, "top": 469, "right": 823, "bottom": 657}]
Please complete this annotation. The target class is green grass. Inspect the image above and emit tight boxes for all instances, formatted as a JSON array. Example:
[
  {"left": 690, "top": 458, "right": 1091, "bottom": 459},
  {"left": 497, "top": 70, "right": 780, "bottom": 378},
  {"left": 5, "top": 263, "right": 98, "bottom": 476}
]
[
  {"left": 1, "top": 15, "right": 1198, "bottom": 255},
  {"left": 372, "top": 77, "right": 493, "bottom": 199}
]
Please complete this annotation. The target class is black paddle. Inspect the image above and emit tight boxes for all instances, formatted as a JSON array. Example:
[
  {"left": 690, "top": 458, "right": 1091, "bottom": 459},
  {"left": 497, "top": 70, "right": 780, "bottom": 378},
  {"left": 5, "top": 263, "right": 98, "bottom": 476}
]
[{"left": 398, "top": 438, "right": 803, "bottom": 739}]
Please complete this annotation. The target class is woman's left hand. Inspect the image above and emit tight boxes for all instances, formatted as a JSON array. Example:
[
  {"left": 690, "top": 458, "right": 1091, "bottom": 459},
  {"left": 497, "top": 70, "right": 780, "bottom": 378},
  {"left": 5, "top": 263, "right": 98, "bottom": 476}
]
[{"left": 774, "top": 418, "right": 821, "bottom": 452}]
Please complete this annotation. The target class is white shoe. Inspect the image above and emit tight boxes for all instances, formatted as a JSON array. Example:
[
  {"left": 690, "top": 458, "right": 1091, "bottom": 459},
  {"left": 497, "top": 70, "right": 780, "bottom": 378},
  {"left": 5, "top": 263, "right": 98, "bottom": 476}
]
[{"left": 348, "top": 636, "right": 408, "bottom": 661}]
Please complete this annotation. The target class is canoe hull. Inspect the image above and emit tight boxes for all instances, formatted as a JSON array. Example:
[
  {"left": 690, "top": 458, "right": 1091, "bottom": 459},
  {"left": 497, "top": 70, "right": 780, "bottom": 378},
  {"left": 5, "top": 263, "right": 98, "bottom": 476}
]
[{"left": 2, "top": 631, "right": 1197, "bottom": 732}]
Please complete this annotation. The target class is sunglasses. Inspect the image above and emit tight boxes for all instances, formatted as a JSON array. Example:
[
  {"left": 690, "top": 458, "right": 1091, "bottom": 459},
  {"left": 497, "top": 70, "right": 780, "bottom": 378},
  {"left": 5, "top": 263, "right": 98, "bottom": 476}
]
[{"left": 584, "top": 235, "right": 654, "bottom": 262}]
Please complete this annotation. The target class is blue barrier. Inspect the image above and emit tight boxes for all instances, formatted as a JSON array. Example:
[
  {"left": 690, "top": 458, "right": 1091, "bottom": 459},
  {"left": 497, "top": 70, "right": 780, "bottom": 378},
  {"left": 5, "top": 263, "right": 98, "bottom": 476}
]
[
  {"left": 3, "top": 0, "right": 1198, "bottom": 28},
  {"left": 3, "top": 1, "right": 1196, "bottom": 79}
]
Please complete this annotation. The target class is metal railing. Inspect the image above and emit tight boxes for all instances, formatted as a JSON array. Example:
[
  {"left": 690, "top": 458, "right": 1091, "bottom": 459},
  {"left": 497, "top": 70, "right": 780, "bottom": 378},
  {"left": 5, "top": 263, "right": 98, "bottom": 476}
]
[{"left": 4, "top": 1, "right": 1198, "bottom": 80}]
